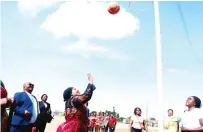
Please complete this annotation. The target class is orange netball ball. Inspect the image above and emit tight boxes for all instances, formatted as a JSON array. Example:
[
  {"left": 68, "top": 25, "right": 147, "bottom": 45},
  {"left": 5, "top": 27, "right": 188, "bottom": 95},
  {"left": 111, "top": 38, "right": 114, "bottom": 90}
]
[{"left": 108, "top": 2, "right": 120, "bottom": 15}]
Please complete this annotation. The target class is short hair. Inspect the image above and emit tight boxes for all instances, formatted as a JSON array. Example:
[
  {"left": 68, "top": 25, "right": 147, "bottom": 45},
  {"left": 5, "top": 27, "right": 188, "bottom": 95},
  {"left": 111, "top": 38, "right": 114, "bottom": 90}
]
[
  {"left": 168, "top": 109, "right": 173, "bottom": 113},
  {"left": 134, "top": 107, "right": 142, "bottom": 115},
  {"left": 192, "top": 96, "right": 202, "bottom": 108},
  {"left": 41, "top": 94, "right": 48, "bottom": 99}
]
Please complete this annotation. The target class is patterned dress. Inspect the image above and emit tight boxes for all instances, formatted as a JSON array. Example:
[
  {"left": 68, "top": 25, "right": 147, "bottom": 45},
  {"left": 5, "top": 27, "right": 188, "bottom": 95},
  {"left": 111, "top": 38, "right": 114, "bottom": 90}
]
[{"left": 56, "top": 83, "right": 96, "bottom": 132}]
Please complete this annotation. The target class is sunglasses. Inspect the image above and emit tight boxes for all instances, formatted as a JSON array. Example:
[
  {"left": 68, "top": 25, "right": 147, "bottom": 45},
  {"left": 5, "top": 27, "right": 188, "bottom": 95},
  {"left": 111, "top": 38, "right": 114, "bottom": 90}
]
[{"left": 28, "top": 83, "right": 34, "bottom": 87}]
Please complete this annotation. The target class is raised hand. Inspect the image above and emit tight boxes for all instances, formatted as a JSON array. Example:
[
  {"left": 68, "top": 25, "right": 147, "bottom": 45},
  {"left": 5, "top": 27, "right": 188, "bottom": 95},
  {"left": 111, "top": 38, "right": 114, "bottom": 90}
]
[{"left": 87, "top": 73, "right": 93, "bottom": 84}]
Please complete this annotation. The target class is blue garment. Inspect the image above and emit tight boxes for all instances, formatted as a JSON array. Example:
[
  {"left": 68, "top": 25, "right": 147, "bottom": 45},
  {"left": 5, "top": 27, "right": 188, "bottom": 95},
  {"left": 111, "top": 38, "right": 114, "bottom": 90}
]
[
  {"left": 10, "top": 125, "right": 32, "bottom": 132},
  {"left": 11, "top": 92, "right": 33, "bottom": 126}
]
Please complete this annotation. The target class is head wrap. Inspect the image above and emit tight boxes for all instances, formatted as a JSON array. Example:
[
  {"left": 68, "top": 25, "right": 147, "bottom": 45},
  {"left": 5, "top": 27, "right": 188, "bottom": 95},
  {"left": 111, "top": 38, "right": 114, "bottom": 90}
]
[
  {"left": 0, "top": 80, "right": 5, "bottom": 88},
  {"left": 192, "top": 96, "right": 202, "bottom": 108},
  {"left": 63, "top": 87, "right": 73, "bottom": 101},
  {"left": 0, "top": 80, "right": 7, "bottom": 98}
]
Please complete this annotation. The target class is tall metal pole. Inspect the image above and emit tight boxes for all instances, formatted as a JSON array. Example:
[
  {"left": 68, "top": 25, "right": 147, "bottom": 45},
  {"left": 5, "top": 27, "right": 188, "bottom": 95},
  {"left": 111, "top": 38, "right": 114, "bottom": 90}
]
[{"left": 153, "top": 0, "right": 164, "bottom": 131}]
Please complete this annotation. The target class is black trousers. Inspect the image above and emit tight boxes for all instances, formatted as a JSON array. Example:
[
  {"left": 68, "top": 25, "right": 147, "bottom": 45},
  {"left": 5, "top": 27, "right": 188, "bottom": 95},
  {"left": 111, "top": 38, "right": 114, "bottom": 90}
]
[
  {"left": 109, "top": 126, "right": 115, "bottom": 132},
  {"left": 10, "top": 124, "right": 33, "bottom": 132},
  {"left": 35, "top": 119, "right": 47, "bottom": 132},
  {"left": 104, "top": 126, "right": 108, "bottom": 132},
  {"left": 89, "top": 127, "right": 94, "bottom": 132},
  {"left": 131, "top": 127, "right": 142, "bottom": 132}
]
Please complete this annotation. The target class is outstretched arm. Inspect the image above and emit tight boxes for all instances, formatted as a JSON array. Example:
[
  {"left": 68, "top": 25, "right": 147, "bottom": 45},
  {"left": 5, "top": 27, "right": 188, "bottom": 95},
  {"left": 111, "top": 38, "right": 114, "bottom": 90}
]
[
  {"left": 1, "top": 98, "right": 8, "bottom": 106},
  {"left": 72, "top": 83, "right": 96, "bottom": 107},
  {"left": 72, "top": 73, "right": 96, "bottom": 107}
]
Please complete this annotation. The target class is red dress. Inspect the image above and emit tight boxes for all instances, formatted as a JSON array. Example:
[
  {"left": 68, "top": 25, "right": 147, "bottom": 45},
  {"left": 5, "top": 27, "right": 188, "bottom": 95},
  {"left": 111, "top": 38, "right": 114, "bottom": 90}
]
[
  {"left": 1, "top": 86, "right": 9, "bottom": 132},
  {"left": 89, "top": 116, "right": 96, "bottom": 127},
  {"left": 57, "top": 83, "right": 96, "bottom": 132}
]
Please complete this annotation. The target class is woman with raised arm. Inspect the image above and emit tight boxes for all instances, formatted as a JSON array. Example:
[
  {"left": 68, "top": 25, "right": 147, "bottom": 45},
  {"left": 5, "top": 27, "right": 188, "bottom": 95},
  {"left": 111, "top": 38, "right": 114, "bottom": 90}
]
[{"left": 56, "top": 73, "right": 96, "bottom": 132}]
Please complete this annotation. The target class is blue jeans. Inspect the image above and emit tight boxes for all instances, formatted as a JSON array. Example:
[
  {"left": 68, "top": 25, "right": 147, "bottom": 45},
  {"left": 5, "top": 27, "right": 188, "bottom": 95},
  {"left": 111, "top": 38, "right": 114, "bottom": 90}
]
[
  {"left": 89, "top": 127, "right": 94, "bottom": 132},
  {"left": 104, "top": 126, "right": 108, "bottom": 132}
]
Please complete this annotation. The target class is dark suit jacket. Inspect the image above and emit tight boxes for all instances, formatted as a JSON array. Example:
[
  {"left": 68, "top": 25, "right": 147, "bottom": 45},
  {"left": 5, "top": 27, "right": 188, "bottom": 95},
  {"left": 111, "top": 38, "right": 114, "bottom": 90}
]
[
  {"left": 11, "top": 92, "right": 33, "bottom": 126},
  {"left": 38, "top": 101, "right": 51, "bottom": 122}
]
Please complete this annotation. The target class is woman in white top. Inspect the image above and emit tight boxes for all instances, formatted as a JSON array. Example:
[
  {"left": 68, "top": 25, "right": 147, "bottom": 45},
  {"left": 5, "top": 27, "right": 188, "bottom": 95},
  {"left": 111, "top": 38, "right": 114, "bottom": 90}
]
[
  {"left": 180, "top": 96, "right": 203, "bottom": 132},
  {"left": 129, "top": 107, "right": 148, "bottom": 132}
]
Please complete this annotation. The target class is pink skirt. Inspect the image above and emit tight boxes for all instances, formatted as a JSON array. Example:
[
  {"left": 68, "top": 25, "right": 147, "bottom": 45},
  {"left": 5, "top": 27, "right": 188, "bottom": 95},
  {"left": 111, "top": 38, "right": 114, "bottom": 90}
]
[{"left": 56, "top": 120, "right": 88, "bottom": 132}]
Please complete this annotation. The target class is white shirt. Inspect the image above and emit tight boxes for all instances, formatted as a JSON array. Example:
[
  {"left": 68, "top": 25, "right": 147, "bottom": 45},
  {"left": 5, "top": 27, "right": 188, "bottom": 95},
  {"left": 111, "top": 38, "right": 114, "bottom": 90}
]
[
  {"left": 181, "top": 108, "right": 203, "bottom": 129},
  {"left": 131, "top": 115, "right": 144, "bottom": 129},
  {"left": 25, "top": 92, "right": 40, "bottom": 123},
  {"left": 44, "top": 102, "right": 47, "bottom": 108}
]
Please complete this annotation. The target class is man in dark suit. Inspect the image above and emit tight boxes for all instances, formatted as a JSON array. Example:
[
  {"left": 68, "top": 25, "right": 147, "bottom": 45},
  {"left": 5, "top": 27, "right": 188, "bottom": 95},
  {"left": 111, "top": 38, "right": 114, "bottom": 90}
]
[
  {"left": 36, "top": 94, "right": 52, "bottom": 132},
  {"left": 9, "top": 82, "right": 39, "bottom": 132}
]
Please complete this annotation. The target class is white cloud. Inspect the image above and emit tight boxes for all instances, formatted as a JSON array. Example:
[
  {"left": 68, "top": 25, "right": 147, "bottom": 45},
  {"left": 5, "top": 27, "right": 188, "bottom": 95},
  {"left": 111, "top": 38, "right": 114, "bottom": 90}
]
[
  {"left": 40, "top": 1, "right": 140, "bottom": 39},
  {"left": 17, "top": 1, "right": 138, "bottom": 59},
  {"left": 62, "top": 40, "right": 130, "bottom": 60},
  {"left": 63, "top": 40, "right": 109, "bottom": 58}
]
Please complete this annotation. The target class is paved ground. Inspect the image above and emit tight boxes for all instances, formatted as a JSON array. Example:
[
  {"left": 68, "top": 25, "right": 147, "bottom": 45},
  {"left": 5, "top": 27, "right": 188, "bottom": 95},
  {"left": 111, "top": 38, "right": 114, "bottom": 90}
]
[{"left": 46, "top": 116, "right": 158, "bottom": 132}]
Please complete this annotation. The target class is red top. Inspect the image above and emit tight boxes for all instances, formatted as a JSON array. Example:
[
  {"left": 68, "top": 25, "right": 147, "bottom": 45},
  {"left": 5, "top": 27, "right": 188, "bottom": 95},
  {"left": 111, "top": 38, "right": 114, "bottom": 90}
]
[
  {"left": 89, "top": 116, "right": 96, "bottom": 127},
  {"left": 1, "top": 86, "right": 8, "bottom": 132},
  {"left": 108, "top": 117, "right": 117, "bottom": 127},
  {"left": 1, "top": 87, "right": 8, "bottom": 98}
]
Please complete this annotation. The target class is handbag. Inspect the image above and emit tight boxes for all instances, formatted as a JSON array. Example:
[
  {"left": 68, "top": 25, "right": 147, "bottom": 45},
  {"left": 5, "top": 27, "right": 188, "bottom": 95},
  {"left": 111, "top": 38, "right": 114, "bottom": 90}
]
[
  {"left": 46, "top": 114, "right": 53, "bottom": 123},
  {"left": 45, "top": 107, "right": 53, "bottom": 123}
]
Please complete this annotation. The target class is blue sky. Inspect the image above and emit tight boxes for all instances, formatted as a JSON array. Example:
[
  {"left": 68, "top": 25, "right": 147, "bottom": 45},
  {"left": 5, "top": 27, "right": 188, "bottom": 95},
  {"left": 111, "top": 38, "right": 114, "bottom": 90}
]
[{"left": 1, "top": 1, "right": 203, "bottom": 118}]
